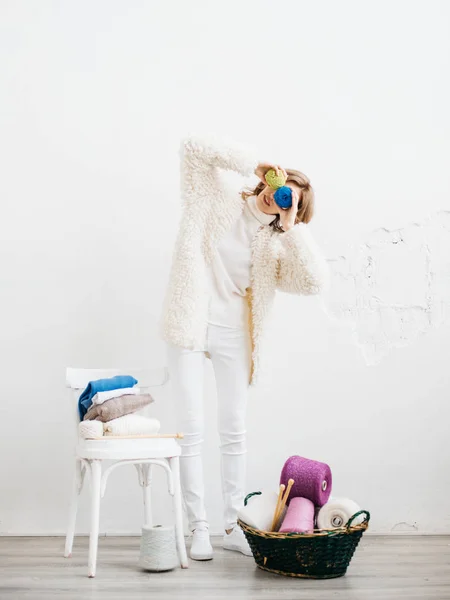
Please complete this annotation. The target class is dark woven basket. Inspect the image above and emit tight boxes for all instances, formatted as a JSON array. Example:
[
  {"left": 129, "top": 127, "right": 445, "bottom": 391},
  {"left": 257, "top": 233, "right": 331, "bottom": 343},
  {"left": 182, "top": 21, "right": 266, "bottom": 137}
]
[{"left": 239, "top": 494, "right": 370, "bottom": 579}]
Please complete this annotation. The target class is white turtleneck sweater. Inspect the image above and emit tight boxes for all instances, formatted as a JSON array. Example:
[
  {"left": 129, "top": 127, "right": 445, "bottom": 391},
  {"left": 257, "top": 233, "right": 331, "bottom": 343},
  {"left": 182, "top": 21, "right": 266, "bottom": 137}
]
[{"left": 207, "top": 195, "right": 276, "bottom": 329}]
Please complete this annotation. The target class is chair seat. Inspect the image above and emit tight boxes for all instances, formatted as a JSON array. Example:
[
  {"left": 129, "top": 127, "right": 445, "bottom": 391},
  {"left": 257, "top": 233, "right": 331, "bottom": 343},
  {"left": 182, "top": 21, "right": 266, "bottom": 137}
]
[{"left": 76, "top": 437, "right": 182, "bottom": 460}]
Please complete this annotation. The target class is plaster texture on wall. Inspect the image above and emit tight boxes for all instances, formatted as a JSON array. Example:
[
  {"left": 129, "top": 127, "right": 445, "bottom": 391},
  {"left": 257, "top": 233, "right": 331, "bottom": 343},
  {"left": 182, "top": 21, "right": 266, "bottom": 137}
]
[{"left": 324, "top": 211, "right": 450, "bottom": 365}]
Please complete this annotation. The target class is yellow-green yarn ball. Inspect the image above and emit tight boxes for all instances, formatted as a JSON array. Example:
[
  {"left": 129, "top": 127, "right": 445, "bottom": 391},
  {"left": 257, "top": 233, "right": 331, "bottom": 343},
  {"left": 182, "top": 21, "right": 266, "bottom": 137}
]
[{"left": 265, "top": 169, "right": 286, "bottom": 189}]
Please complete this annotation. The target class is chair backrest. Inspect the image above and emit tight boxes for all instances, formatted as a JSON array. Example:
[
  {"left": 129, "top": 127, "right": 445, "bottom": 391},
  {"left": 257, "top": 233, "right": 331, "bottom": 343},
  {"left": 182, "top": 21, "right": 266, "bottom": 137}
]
[{"left": 66, "top": 367, "right": 169, "bottom": 435}]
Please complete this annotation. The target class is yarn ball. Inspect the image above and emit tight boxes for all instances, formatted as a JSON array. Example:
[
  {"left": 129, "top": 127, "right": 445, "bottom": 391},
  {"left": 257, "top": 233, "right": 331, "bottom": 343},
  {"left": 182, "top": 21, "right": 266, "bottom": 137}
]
[
  {"left": 104, "top": 414, "right": 161, "bottom": 436},
  {"left": 138, "top": 525, "right": 179, "bottom": 572},
  {"left": 78, "top": 420, "right": 103, "bottom": 439},
  {"left": 317, "top": 498, "right": 363, "bottom": 529},
  {"left": 280, "top": 456, "right": 332, "bottom": 507},
  {"left": 274, "top": 186, "right": 293, "bottom": 209},
  {"left": 265, "top": 169, "right": 287, "bottom": 189},
  {"left": 279, "top": 497, "right": 315, "bottom": 533}
]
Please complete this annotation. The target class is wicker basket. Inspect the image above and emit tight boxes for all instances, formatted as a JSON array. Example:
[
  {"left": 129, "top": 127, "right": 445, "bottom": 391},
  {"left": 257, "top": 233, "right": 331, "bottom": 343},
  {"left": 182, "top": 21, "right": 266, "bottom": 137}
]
[{"left": 239, "top": 494, "right": 370, "bottom": 579}]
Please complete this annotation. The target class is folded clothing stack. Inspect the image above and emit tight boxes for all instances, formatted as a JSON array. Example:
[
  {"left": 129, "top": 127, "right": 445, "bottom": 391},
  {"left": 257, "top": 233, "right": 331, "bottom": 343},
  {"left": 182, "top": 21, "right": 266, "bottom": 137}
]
[
  {"left": 78, "top": 375, "right": 139, "bottom": 420},
  {"left": 77, "top": 375, "right": 159, "bottom": 439}
]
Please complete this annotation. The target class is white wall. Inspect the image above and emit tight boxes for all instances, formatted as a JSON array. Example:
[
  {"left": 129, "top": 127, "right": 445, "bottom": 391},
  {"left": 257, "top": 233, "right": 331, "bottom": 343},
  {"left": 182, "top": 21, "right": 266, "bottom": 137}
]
[{"left": 1, "top": 0, "right": 449, "bottom": 535}]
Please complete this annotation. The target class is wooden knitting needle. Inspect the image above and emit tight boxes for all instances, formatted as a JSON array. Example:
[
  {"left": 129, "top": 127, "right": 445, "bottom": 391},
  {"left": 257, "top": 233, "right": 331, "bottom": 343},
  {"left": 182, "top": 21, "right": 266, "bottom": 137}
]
[
  {"left": 273, "top": 478, "right": 295, "bottom": 531},
  {"left": 91, "top": 433, "right": 185, "bottom": 440},
  {"left": 282, "top": 478, "right": 295, "bottom": 507},
  {"left": 271, "top": 484, "right": 286, "bottom": 531}
]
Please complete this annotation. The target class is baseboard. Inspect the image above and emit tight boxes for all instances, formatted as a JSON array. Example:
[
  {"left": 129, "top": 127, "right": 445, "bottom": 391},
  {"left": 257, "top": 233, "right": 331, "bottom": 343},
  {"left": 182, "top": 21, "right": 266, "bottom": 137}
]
[
  {"left": 1, "top": 531, "right": 449, "bottom": 537},
  {"left": 0, "top": 532, "right": 186, "bottom": 537}
]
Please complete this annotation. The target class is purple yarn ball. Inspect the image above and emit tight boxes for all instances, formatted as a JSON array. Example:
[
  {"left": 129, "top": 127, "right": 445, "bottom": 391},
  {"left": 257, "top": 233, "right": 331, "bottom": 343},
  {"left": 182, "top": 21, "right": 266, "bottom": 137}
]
[
  {"left": 274, "top": 186, "right": 292, "bottom": 209},
  {"left": 280, "top": 456, "right": 332, "bottom": 507}
]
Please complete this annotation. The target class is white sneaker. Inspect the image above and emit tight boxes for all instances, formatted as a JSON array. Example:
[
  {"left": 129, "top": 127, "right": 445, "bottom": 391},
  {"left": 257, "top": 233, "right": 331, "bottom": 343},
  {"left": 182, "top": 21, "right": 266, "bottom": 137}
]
[
  {"left": 190, "top": 527, "right": 214, "bottom": 561},
  {"left": 223, "top": 527, "right": 253, "bottom": 557}
]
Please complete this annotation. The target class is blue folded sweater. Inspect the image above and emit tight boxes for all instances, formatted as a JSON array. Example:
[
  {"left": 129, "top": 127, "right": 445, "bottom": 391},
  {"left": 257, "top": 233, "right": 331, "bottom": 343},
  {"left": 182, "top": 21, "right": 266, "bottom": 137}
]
[{"left": 78, "top": 375, "right": 138, "bottom": 420}]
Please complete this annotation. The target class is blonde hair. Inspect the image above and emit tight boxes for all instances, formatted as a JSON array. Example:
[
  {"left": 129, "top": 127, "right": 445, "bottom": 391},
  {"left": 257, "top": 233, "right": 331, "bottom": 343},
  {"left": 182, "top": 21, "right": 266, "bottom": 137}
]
[{"left": 242, "top": 169, "right": 314, "bottom": 232}]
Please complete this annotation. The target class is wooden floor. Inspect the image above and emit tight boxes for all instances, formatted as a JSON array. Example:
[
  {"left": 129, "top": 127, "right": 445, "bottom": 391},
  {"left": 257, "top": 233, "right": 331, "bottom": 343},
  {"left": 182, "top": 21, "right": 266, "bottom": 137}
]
[{"left": 1, "top": 536, "right": 450, "bottom": 599}]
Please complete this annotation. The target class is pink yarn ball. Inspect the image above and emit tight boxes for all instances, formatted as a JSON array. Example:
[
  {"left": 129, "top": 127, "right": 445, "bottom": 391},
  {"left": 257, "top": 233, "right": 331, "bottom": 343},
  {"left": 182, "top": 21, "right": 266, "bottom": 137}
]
[{"left": 279, "top": 497, "right": 315, "bottom": 533}]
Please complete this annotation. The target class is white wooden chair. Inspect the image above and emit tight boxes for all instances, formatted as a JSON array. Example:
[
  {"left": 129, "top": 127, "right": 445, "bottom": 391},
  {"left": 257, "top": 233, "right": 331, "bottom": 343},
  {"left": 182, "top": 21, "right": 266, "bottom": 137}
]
[{"left": 64, "top": 367, "right": 188, "bottom": 577}]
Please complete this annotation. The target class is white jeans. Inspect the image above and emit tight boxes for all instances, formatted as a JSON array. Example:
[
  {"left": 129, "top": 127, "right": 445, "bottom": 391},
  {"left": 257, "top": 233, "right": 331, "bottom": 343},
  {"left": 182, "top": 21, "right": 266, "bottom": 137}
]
[{"left": 167, "top": 323, "right": 251, "bottom": 532}]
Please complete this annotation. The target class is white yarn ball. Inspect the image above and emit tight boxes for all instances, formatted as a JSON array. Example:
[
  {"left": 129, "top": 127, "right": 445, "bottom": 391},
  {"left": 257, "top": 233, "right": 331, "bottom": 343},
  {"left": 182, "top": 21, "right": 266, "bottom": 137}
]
[
  {"left": 78, "top": 420, "right": 103, "bottom": 439},
  {"left": 138, "top": 525, "right": 179, "bottom": 571},
  {"left": 317, "top": 498, "right": 363, "bottom": 529}
]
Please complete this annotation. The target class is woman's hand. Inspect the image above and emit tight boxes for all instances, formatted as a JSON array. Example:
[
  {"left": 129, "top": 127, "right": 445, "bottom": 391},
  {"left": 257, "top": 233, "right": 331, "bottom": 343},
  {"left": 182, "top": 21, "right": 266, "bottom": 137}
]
[
  {"left": 278, "top": 187, "right": 300, "bottom": 232},
  {"left": 255, "top": 163, "right": 288, "bottom": 186}
]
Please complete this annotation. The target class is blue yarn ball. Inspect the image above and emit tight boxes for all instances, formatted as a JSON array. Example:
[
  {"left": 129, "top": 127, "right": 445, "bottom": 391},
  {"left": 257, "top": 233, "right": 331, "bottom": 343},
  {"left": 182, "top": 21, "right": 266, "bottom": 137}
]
[{"left": 274, "top": 186, "right": 292, "bottom": 209}]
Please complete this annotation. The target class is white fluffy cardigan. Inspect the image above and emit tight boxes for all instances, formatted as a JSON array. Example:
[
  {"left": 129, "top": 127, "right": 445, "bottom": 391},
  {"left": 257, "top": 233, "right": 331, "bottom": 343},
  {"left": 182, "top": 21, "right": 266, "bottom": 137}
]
[{"left": 161, "top": 136, "right": 330, "bottom": 384}]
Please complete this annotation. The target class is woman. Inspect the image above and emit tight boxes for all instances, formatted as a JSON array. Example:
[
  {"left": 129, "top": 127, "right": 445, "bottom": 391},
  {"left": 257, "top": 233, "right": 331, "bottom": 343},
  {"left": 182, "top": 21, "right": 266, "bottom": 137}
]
[{"left": 162, "top": 136, "right": 329, "bottom": 560}]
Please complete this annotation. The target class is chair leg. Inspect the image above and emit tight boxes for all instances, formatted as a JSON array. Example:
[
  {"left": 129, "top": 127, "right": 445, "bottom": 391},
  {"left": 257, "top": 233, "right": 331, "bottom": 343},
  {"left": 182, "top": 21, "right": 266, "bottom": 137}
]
[
  {"left": 88, "top": 460, "right": 102, "bottom": 578},
  {"left": 169, "top": 456, "right": 188, "bottom": 568},
  {"left": 142, "top": 464, "right": 153, "bottom": 527},
  {"left": 64, "top": 459, "right": 85, "bottom": 558}
]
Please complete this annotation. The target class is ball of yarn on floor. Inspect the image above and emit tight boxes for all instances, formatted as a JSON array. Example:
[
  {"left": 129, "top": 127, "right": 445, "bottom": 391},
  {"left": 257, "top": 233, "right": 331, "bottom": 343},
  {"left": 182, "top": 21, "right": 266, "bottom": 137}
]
[
  {"left": 265, "top": 168, "right": 287, "bottom": 189},
  {"left": 78, "top": 420, "right": 103, "bottom": 439},
  {"left": 274, "top": 186, "right": 293, "bottom": 209},
  {"left": 103, "top": 414, "right": 161, "bottom": 436},
  {"left": 280, "top": 456, "right": 332, "bottom": 507},
  {"left": 138, "top": 525, "right": 179, "bottom": 572}
]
